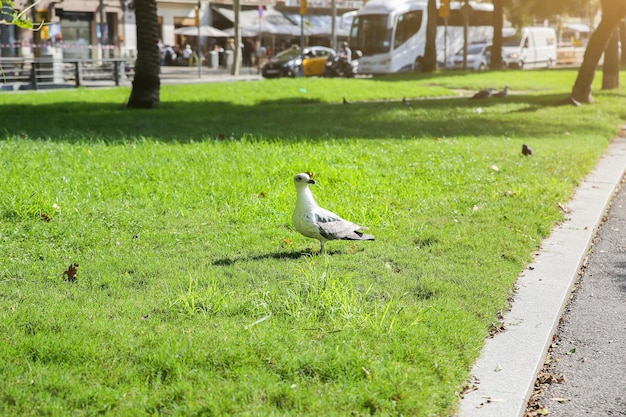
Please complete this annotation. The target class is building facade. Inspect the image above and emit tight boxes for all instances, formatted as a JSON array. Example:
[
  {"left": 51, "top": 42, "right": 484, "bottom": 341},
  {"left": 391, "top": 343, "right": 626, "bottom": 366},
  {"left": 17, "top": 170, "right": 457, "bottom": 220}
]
[{"left": 0, "top": 0, "right": 363, "bottom": 59}]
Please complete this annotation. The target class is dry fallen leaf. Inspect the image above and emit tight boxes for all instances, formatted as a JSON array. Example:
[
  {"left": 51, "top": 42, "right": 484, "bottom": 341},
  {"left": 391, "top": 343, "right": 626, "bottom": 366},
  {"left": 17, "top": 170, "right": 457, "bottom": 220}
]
[
  {"left": 63, "top": 263, "right": 79, "bottom": 282},
  {"left": 483, "top": 397, "right": 504, "bottom": 403},
  {"left": 39, "top": 213, "right": 51, "bottom": 222},
  {"left": 558, "top": 203, "right": 571, "bottom": 214},
  {"left": 305, "top": 171, "right": 315, "bottom": 178},
  {"left": 550, "top": 397, "right": 570, "bottom": 404},
  {"left": 283, "top": 238, "right": 293, "bottom": 245}
]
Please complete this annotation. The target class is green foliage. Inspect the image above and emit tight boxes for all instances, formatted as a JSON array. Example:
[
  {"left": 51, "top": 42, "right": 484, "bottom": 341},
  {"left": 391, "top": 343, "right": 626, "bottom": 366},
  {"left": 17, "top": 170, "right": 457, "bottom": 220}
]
[
  {"left": 0, "top": 70, "right": 624, "bottom": 416},
  {"left": 0, "top": 0, "right": 36, "bottom": 28},
  {"left": 503, "top": 0, "right": 599, "bottom": 28}
]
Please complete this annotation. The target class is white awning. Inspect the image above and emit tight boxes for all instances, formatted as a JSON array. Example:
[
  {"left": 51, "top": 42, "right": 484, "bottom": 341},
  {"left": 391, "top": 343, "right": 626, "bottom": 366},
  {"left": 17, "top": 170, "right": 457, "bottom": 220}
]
[{"left": 174, "top": 25, "right": 231, "bottom": 38}]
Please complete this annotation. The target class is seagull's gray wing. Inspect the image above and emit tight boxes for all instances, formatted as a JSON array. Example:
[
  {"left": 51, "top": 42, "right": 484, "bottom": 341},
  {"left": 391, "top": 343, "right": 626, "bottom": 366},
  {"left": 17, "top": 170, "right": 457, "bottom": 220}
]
[{"left": 313, "top": 208, "right": 373, "bottom": 241}]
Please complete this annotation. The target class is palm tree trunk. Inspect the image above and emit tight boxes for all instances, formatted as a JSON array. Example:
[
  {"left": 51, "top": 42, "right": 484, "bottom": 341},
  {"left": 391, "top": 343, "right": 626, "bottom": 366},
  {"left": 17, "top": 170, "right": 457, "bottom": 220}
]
[{"left": 127, "top": 0, "right": 160, "bottom": 109}]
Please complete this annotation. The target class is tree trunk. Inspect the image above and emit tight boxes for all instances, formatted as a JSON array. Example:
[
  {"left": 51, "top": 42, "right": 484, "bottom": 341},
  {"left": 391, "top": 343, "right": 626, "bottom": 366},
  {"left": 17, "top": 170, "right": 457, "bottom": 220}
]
[
  {"left": 127, "top": 0, "right": 160, "bottom": 109},
  {"left": 421, "top": 0, "right": 438, "bottom": 72},
  {"left": 619, "top": 20, "right": 626, "bottom": 65},
  {"left": 571, "top": 0, "right": 626, "bottom": 104},
  {"left": 602, "top": 26, "right": 620, "bottom": 89},
  {"left": 491, "top": 0, "right": 503, "bottom": 70},
  {"left": 231, "top": 0, "right": 241, "bottom": 76}
]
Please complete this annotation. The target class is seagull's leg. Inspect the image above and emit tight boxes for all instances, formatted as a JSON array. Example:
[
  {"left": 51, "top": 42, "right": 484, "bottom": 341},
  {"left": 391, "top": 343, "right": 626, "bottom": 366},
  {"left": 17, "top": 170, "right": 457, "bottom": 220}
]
[{"left": 320, "top": 241, "right": 325, "bottom": 254}]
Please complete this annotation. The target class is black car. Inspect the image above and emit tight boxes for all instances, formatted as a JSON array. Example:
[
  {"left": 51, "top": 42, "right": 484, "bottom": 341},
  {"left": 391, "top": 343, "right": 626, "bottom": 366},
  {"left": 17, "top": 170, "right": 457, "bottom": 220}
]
[{"left": 262, "top": 46, "right": 335, "bottom": 78}]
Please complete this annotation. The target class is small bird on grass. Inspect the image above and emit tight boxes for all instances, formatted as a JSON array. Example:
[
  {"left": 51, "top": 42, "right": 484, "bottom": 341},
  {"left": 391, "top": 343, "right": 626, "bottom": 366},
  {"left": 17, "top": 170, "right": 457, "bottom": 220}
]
[
  {"left": 493, "top": 86, "right": 509, "bottom": 98},
  {"left": 470, "top": 88, "right": 494, "bottom": 99},
  {"left": 292, "top": 172, "right": 374, "bottom": 253},
  {"left": 402, "top": 97, "right": 411, "bottom": 106},
  {"left": 522, "top": 144, "right": 533, "bottom": 156}
]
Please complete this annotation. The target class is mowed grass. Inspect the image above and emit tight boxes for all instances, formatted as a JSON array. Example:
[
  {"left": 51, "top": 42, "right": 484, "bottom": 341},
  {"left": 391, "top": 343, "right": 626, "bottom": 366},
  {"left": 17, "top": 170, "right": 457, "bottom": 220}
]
[{"left": 0, "top": 70, "right": 624, "bottom": 416}]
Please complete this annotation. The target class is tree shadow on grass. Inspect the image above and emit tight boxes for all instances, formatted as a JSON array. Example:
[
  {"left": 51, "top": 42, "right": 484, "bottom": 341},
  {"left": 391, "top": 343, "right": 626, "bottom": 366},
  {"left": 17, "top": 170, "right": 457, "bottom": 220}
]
[{"left": 0, "top": 92, "right": 600, "bottom": 144}]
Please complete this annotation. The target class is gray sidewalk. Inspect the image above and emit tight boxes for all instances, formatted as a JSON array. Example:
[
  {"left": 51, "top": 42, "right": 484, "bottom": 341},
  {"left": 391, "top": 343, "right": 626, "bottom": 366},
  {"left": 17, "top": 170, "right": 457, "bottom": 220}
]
[
  {"left": 458, "top": 137, "right": 626, "bottom": 417},
  {"left": 530, "top": 177, "right": 626, "bottom": 416},
  {"left": 0, "top": 64, "right": 263, "bottom": 91},
  {"left": 157, "top": 65, "right": 263, "bottom": 85}
]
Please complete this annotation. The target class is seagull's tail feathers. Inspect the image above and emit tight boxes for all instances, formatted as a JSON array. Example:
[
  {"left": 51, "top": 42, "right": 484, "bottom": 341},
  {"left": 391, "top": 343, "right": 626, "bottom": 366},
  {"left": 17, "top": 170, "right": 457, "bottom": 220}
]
[{"left": 345, "top": 231, "right": 375, "bottom": 241}]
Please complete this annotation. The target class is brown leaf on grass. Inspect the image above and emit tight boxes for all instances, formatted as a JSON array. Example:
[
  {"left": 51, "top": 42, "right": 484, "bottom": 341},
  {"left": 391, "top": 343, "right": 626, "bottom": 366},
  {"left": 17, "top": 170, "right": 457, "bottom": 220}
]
[
  {"left": 254, "top": 191, "right": 267, "bottom": 199},
  {"left": 460, "top": 383, "right": 478, "bottom": 396},
  {"left": 489, "top": 321, "right": 506, "bottom": 337},
  {"left": 39, "top": 212, "right": 51, "bottom": 222},
  {"left": 283, "top": 238, "right": 293, "bottom": 245},
  {"left": 305, "top": 171, "right": 315, "bottom": 178},
  {"left": 63, "top": 263, "right": 79, "bottom": 282}
]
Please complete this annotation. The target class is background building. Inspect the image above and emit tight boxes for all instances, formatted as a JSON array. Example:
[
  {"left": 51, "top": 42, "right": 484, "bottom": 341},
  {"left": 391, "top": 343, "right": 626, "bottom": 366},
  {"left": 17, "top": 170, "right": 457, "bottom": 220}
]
[{"left": 0, "top": 0, "right": 363, "bottom": 59}]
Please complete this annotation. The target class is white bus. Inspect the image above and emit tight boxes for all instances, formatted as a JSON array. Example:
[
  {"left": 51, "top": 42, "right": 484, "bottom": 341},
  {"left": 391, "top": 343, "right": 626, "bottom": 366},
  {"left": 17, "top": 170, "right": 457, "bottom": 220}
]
[{"left": 349, "top": 0, "right": 494, "bottom": 74}]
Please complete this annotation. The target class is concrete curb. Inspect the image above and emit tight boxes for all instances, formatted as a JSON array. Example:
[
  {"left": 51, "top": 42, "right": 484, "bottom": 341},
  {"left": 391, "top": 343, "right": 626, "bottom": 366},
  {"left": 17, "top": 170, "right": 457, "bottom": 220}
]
[{"left": 457, "top": 137, "right": 626, "bottom": 417}]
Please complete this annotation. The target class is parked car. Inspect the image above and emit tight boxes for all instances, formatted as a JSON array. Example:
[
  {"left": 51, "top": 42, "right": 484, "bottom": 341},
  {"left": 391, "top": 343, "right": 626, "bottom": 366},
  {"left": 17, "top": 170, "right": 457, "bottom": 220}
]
[
  {"left": 262, "top": 46, "right": 336, "bottom": 78},
  {"left": 447, "top": 43, "right": 491, "bottom": 71}
]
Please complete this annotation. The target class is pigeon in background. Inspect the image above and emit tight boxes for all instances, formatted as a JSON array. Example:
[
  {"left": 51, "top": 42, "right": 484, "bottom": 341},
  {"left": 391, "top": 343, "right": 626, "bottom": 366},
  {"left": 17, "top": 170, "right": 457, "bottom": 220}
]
[
  {"left": 402, "top": 97, "right": 411, "bottom": 106},
  {"left": 493, "top": 86, "right": 509, "bottom": 98},
  {"left": 471, "top": 88, "right": 494, "bottom": 99},
  {"left": 292, "top": 172, "right": 374, "bottom": 253},
  {"left": 522, "top": 144, "right": 533, "bottom": 156}
]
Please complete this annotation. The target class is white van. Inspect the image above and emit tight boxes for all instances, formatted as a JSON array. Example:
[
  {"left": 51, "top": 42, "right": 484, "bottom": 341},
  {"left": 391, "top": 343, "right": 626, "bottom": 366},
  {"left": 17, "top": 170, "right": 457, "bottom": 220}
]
[{"left": 502, "top": 27, "right": 557, "bottom": 69}]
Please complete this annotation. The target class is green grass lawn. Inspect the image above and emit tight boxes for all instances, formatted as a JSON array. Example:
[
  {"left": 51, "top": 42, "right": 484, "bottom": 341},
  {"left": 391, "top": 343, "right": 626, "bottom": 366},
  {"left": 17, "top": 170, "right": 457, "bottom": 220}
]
[{"left": 0, "top": 69, "right": 624, "bottom": 416}]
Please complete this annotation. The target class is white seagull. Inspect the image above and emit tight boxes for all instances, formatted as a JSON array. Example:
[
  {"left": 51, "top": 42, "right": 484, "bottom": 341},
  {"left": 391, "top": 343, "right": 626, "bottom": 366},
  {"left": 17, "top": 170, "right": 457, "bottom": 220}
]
[{"left": 292, "top": 172, "right": 374, "bottom": 253}]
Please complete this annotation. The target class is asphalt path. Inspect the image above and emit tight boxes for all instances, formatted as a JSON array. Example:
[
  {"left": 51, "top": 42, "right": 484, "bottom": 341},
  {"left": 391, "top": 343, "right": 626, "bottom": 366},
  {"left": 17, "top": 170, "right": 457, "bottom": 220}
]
[
  {"left": 530, "top": 181, "right": 626, "bottom": 416},
  {"left": 458, "top": 138, "right": 626, "bottom": 417}
]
